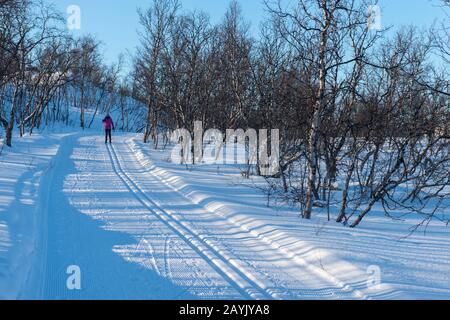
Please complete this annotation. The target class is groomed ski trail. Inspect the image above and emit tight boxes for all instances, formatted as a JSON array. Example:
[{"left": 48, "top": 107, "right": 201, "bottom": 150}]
[{"left": 38, "top": 133, "right": 379, "bottom": 300}]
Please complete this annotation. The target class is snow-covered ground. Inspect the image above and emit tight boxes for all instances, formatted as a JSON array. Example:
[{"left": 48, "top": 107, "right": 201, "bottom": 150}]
[{"left": 0, "top": 130, "right": 449, "bottom": 300}]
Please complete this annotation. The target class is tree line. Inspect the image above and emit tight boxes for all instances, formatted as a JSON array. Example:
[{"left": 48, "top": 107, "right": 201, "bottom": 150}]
[
  {"left": 0, "top": 0, "right": 146, "bottom": 148},
  {"left": 132, "top": 0, "right": 449, "bottom": 227},
  {"left": 1, "top": 0, "right": 449, "bottom": 227}
]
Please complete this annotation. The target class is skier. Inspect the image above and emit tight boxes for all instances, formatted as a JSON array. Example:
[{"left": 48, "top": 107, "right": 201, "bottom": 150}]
[{"left": 102, "top": 114, "right": 115, "bottom": 144}]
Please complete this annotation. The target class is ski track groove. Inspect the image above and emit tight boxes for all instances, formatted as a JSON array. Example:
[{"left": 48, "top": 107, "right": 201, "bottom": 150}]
[
  {"left": 125, "top": 138, "right": 370, "bottom": 300},
  {"left": 111, "top": 143, "right": 292, "bottom": 299},
  {"left": 104, "top": 143, "right": 224, "bottom": 297},
  {"left": 39, "top": 134, "right": 375, "bottom": 299},
  {"left": 106, "top": 142, "right": 275, "bottom": 300},
  {"left": 105, "top": 142, "right": 238, "bottom": 298}
]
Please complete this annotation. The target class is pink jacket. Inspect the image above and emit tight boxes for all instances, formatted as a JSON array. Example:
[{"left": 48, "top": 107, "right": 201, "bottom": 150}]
[{"left": 103, "top": 116, "right": 115, "bottom": 130}]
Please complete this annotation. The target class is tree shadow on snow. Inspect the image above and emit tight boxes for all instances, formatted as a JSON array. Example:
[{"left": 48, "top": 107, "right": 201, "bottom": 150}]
[{"left": 42, "top": 135, "right": 196, "bottom": 300}]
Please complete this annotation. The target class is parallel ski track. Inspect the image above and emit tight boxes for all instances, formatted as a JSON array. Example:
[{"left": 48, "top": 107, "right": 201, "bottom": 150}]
[
  {"left": 106, "top": 143, "right": 276, "bottom": 300},
  {"left": 126, "top": 139, "right": 370, "bottom": 300}
]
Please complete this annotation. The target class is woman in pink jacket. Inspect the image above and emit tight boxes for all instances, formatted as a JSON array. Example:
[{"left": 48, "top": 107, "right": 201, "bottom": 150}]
[{"left": 102, "top": 115, "right": 115, "bottom": 144}]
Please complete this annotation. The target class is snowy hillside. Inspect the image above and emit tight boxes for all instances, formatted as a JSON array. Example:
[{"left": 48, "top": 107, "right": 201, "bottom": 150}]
[{"left": 1, "top": 130, "right": 449, "bottom": 300}]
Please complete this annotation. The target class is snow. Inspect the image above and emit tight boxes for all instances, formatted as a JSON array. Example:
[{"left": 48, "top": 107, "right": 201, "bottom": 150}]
[
  {"left": 0, "top": 133, "right": 65, "bottom": 299},
  {"left": 0, "top": 130, "right": 449, "bottom": 300}
]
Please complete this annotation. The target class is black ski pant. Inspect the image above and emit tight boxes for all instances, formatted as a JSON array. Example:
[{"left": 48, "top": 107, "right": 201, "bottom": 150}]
[{"left": 105, "top": 129, "right": 112, "bottom": 144}]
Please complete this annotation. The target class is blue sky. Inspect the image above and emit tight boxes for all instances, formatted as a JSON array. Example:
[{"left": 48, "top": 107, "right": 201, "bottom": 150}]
[{"left": 48, "top": 0, "right": 448, "bottom": 67}]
